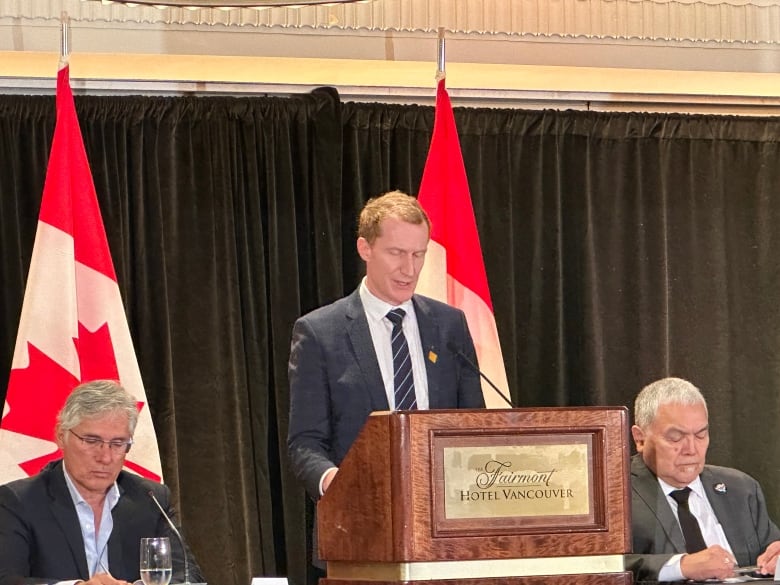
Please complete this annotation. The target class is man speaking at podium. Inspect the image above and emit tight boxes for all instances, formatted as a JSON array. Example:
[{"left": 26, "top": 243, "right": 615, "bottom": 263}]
[{"left": 287, "top": 190, "right": 485, "bottom": 507}]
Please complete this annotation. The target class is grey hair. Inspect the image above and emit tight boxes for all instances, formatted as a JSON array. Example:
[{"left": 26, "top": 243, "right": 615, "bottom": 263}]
[
  {"left": 633, "top": 377, "right": 708, "bottom": 429},
  {"left": 57, "top": 379, "right": 139, "bottom": 435}
]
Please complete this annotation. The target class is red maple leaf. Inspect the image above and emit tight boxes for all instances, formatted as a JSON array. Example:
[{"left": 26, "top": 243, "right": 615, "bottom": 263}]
[
  {"left": 4, "top": 343, "right": 79, "bottom": 442},
  {"left": 77, "top": 321, "right": 120, "bottom": 381},
  {"left": 4, "top": 322, "right": 159, "bottom": 481}
]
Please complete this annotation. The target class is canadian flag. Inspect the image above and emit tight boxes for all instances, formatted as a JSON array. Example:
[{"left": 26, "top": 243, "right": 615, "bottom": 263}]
[
  {"left": 0, "top": 64, "right": 162, "bottom": 481},
  {"left": 416, "top": 78, "right": 511, "bottom": 408}
]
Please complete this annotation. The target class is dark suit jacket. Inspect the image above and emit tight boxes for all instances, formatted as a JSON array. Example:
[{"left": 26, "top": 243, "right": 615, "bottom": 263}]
[
  {"left": 287, "top": 288, "right": 486, "bottom": 499},
  {"left": 626, "top": 453, "right": 780, "bottom": 582},
  {"left": 0, "top": 460, "right": 204, "bottom": 585}
]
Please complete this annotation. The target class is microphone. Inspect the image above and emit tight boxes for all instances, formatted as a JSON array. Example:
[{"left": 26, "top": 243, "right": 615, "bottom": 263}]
[
  {"left": 446, "top": 341, "right": 515, "bottom": 408},
  {"left": 148, "top": 490, "right": 202, "bottom": 585}
]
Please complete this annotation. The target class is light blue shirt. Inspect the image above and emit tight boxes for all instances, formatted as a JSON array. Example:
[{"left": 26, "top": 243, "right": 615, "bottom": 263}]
[{"left": 62, "top": 463, "right": 121, "bottom": 579}]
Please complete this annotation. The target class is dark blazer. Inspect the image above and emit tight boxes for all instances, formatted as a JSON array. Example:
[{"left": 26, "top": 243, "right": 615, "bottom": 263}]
[
  {"left": 287, "top": 288, "right": 485, "bottom": 499},
  {"left": 0, "top": 460, "right": 204, "bottom": 585},
  {"left": 626, "top": 453, "right": 780, "bottom": 581}
]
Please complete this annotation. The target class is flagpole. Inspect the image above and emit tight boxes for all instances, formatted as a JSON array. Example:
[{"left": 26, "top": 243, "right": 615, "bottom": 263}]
[
  {"left": 418, "top": 27, "right": 513, "bottom": 408},
  {"left": 436, "top": 26, "right": 446, "bottom": 81},
  {"left": 60, "top": 11, "right": 70, "bottom": 66}
]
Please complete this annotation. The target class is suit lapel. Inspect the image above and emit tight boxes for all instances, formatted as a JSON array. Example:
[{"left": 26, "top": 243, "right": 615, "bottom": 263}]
[
  {"left": 632, "top": 456, "right": 687, "bottom": 553},
  {"left": 345, "top": 289, "right": 389, "bottom": 410},
  {"left": 701, "top": 468, "right": 747, "bottom": 565},
  {"left": 46, "top": 464, "right": 91, "bottom": 580},
  {"left": 413, "top": 296, "right": 442, "bottom": 408}
]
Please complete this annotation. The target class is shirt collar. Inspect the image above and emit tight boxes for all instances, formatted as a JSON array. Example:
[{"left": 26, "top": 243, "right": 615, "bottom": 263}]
[
  {"left": 359, "top": 277, "right": 414, "bottom": 322},
  {"left": 62, "top": 461, "right": 121, "bottom": 509},
  {"left": 658, "top": 474, "right": 706, "bottom": 500}
]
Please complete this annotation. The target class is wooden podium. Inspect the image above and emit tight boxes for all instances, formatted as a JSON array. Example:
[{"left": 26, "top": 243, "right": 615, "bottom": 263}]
[{"left": 317, "top": 407, "right": 632, "bottom": 585}]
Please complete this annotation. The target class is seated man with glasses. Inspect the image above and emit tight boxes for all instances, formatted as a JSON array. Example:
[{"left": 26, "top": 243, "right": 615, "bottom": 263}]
[{"left": 0, "top": 379, "right": 204, "bottom": 585}]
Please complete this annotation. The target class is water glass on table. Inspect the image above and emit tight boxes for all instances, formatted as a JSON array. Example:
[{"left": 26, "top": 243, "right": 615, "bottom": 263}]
[{"left": 140, "top": 536, "right": 173, "bottom": 585}]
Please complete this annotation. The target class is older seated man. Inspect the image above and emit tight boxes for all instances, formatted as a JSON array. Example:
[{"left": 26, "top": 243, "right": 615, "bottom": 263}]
[{"left": 626, "top": 376, "right": 780, "bottom": 582}]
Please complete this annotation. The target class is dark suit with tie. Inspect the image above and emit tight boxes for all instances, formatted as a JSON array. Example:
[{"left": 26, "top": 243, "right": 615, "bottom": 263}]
[
  {"left": 626, "top": 454, "right": 780, "bottom": 581},
  {"left": 287, "top": 288, "right": 485, "bottom": 499},
  {"left": 0, "top": 460, "right": 204, "bottom": 585}
]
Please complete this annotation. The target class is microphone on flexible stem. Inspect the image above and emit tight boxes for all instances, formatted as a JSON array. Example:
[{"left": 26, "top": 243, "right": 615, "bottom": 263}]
[
  {"left": 446, "top": 341, "right": 516, "bottom": 408},
  {"left": 148, "top": 490, "right": 200, "bottom": 585}
]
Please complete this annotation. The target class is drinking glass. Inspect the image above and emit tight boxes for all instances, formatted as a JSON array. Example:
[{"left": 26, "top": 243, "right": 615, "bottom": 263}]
[{"left": 140, "top": 537, "right": 173, "bottom": 585}]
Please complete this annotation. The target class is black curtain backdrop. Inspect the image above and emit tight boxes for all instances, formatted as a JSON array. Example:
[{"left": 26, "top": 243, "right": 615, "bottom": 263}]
[{"left": 2, "top": 89, "right": 780, "bottom": 585}]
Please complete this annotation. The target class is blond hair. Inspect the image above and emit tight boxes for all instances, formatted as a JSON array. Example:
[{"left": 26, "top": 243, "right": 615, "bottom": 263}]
[{"left": 357, "top": 190, "right": 431, "bottom": 244}]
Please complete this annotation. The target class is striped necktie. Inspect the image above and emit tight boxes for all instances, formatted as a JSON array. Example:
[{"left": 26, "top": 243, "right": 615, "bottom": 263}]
[{"left": 386, "top": 308, "right": 417, "bottom": 410}]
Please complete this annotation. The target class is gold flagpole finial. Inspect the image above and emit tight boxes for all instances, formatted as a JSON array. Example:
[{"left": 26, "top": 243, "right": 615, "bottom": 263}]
[{"left": 436, "top": 27, "right": 446, "bottom": 81}]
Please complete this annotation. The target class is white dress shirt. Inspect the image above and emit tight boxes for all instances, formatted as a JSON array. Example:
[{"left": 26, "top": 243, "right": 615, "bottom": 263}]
[
  {"left": 658, "top": 475, "right": 734, "bottom": 582},
  {"left": 359, "top": 278, "right": 429, "bottom": 410}
]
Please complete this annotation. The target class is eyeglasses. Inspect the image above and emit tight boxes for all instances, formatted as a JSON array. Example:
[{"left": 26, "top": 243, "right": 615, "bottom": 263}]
[{"left": 69, "top": 429, "right": 133, "bottom": 453}]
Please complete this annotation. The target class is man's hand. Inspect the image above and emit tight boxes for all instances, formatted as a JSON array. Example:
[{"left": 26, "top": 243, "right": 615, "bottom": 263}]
[
  {"left": 757, "top": 540, "right": 780, "bottom": 574},
  {"left": 322, "top": 468, "right": 338, "bottom": 494},
  {"left": 77, "top": 572, "right": 131, "bottom": 585},
  {"left": 680, "top": 545, "right": 737, "bottom": 581}
]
